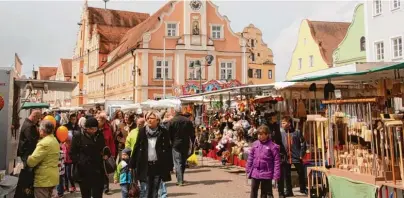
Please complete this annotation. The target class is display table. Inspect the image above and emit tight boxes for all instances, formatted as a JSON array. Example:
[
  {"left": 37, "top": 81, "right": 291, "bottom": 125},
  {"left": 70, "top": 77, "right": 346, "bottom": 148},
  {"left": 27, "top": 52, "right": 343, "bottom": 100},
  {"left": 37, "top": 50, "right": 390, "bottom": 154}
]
[{"left": 307, "top": 167, "right": 379, "bottom": 198}]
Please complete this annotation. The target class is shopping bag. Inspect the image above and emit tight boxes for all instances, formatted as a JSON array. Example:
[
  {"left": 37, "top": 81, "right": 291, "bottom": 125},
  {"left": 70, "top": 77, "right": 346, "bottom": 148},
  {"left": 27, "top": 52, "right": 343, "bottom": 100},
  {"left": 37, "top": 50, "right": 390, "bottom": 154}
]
[
  {"left": 187, "top": 152, "right": 198, "bottom": 165},
  {"left": 103, "top": 146, "right": 117, "bottom": 174},
  {"left": 128, "top": 169, "right": 140, "bottom": 198}
]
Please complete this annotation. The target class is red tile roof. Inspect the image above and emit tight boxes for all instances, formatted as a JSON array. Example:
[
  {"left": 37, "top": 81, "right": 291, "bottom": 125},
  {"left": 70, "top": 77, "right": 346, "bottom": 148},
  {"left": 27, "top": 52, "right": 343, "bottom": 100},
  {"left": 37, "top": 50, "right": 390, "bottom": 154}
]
[
  {"left": 109, "top": 1, "right": 175, "bottom": 61},
  {"left": 87, "top": 7, "right": 150, "bottom": 28},
  {"left": 307, "top": 20, "right": 350, "bottom": 66},
  {"left": 39, "top": 66, "right": 57, "bottom": 80},
  {"left": 60, "top": 58, "right": 72, "bottom": 77},
  {"left": 87, "top": 7, "right": 150, "bottom": 55}
]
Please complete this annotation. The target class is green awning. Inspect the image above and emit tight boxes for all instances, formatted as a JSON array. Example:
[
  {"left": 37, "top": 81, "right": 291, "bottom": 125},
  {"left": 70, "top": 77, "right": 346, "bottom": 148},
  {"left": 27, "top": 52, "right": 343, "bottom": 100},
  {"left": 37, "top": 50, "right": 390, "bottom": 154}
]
[
  {"left": 288, "top": 62, "right": 404, "bottom": 82},
  {"left": 21, "top": 102, "right": 50, "bottom": 110}
]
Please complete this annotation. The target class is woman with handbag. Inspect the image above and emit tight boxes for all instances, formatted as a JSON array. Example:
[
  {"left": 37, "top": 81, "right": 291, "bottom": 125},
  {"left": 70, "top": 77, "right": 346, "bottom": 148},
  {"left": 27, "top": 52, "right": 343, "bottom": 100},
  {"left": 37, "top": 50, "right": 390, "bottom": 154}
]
[
  {"left": 130, "top": 111, "right": 173, "bottom": 198},
  {"left": 70, "top": 117, "right": 107, "bottom": 198},
  {"left": 97, "top": 112, "right": 116, "bottom": 195}
]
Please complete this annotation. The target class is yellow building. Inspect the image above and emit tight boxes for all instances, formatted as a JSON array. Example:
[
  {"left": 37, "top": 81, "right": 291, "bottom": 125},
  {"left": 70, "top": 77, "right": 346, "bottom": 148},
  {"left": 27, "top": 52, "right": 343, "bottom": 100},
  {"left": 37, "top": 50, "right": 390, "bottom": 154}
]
[
  {"left": 239, "top": 24, "right": 275, "bottom": 84},
  {"left": 286, "top": 19, "right": 350, "bottom": 80}
]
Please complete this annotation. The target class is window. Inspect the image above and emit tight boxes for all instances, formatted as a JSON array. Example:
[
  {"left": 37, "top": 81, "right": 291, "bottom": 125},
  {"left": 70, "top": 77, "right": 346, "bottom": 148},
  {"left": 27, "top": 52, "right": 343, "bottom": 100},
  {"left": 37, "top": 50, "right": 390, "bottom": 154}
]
[
  {"left": 251, "top": 53, "right": 255, "bottom": 62},
  {"left": 251, "top": 39, "right": 255, "bottom": 47},
  {"left": 257, "top": 53, "right": 260, "bottom": 57},
  {"left": 374, "top": 0, "right": 382, "bottom": 15},
  {"left": 248, "top": 69, "right": 253, "bottom": 78},
  {"left": 309, "top": 55, "right": 314, "bottom": 67},
  {"left": 268, "top": 70, "right": 273, "bottom": 79},
  {"left": 166, "top": 23, "right": 177, "bottom": 37},
  {"left": 211, "top": 25, "right": 222, "bottom": 39},
  {"left": 298, "top": 58, "right": 302, "bottom": 70},
  {"left": 392, "top": 0, "right": 401, "bottom": 10},
  {"left": 360, "top": 36, "right": 366, "bottom": 51},
  {"left": 392, "top": 37, "right": 403, "bottom": 58},
  {"left": 375, "top": 42, "right": 385, "bottom": 61},
  {"left": 188, "top": 60, "right": 203, "bottom": 80},
  {"left": 255, "top": 69, "right": 262, "bottom": 79},
  {"left": 220, "top": 62, "right": 233, "bottom": 80},
  {"left": 155, "top": 60, "right": 169, "bottom": 79}
]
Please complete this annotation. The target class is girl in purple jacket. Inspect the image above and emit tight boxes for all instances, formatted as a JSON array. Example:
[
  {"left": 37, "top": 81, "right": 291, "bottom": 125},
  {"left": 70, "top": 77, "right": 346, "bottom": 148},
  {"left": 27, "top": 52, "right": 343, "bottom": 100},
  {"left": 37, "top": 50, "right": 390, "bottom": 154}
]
[{"left": 246, "top": 125, "right": 281, "bottom": 198}]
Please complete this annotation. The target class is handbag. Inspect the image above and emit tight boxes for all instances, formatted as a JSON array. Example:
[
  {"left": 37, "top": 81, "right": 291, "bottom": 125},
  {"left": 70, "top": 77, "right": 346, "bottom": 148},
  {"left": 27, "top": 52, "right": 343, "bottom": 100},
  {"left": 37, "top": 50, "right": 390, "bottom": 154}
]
[
  {"left": 14, "top": 167, "right": 34, "bottom": 198},
  {"left": 103, "top": 146, "right": 117, "bottom": 174},
  {"left": 128, "top": 169, "right": 140, "bottom": 198}
]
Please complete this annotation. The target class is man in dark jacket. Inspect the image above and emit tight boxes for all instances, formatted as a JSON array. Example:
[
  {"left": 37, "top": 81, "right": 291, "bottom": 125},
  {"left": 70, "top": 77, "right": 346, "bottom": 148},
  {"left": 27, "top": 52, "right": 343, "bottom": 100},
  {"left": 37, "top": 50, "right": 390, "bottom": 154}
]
[
  {"left": 280, "top": 116, "right": 307, "bottom": 197},
  {"left": 70, "top": 117, "right": 106, "bottom": 198},
  {"left": 64, "top": 113, "right": 80, "bottom": 135},
  {"left": 17, "top": 110, "right": 42, "bottom": 163},
  {"left": 266, "top": 112, "right": 287, "bottom": 197},
  {"left": 168, "top": 108, "right": 195, "bottom": 186}
]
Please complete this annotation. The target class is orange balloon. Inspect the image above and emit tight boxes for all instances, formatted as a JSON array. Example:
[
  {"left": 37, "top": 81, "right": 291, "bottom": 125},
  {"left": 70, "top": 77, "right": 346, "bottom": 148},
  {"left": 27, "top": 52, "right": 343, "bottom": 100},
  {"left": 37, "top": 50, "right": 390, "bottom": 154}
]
[
  {"left": 56, "top": 126, "right": 69, "bottom": 143},
  {"left": 43, "top": 115, "right": 56, "bottom": 128}
]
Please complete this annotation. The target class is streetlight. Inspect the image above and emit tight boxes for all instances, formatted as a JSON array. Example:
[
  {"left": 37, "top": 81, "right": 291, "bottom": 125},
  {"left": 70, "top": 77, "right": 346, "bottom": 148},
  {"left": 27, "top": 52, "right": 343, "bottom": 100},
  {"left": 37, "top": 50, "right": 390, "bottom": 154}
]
[{"left": 188, "top": 55, "right": 214, "bottom": 93}]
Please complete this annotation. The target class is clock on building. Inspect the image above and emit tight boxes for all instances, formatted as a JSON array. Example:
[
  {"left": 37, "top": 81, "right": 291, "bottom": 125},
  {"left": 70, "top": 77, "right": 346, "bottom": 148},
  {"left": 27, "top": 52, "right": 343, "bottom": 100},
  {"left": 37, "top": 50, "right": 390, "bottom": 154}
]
[{"left": 190, "top": 0, "right": 202, "bottom": 11}]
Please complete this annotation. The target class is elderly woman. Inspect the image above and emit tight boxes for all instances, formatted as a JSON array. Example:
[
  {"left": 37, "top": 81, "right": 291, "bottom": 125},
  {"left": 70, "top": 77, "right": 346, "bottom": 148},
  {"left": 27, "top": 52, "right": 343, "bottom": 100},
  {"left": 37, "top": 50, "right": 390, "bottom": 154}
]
[
  {"left": 131, "top": 111, "right": 173, "bottom": 198},
  {"left": 27, "top": 120, "right": 60, "bottom": 198}
]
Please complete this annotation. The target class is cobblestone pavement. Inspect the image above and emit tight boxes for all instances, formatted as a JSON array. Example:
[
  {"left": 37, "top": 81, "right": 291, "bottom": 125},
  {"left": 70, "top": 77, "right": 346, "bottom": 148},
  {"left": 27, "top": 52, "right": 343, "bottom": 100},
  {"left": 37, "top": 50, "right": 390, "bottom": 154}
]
[{"left": 62, "top": 157, "right": 307, "bottom": 198}]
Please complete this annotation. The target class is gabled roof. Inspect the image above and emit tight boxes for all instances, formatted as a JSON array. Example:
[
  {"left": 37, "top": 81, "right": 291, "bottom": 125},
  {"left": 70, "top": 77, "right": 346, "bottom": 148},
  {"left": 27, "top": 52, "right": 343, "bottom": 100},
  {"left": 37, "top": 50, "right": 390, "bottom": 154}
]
[
  {"left": 307, "top": 20, "right": 350, "bottom": 66},
  {"left": 87, "top": 7, "right": 150, "bottom": 27},
  {"left": 60, "top": 58, "right": 72, "bottom": 77},
  {"left": 87, "top": 7, "right": 150, "bottom": 55},
  {"left": 38, "top": 66, "right": 57, "bottom": 80},
  {"left": 109, "top": 1, "right": 175, "bottom": 61}
]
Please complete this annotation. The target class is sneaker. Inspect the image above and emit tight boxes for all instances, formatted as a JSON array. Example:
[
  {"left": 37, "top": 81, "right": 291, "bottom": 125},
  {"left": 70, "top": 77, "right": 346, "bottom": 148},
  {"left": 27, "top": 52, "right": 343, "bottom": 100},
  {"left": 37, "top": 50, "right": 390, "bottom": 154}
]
[
  {"left": 176, "top": 182, "right": 184, "bottom": 186},
  {"left": 284, "top": 192, "right": 294, "bottom": 197}
]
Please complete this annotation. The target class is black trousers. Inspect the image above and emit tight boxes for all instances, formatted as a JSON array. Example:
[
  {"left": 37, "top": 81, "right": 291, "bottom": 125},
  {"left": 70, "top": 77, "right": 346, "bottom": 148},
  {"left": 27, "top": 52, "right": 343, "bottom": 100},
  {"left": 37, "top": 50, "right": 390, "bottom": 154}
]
[
  {"left": 103, "top": 173, "right": 109, "bottom": 192},
  {"left": 250, "top": 178, "right": 273, "bottom": 198},
  {"left": 144, "top": 163, "right": 162, "bottom": 198},
  {"left": 283, "top": 162, "right": 306, "bottom": 193},
  {"left": 79, "top": 174, "right": 104, "bottom": 198}
]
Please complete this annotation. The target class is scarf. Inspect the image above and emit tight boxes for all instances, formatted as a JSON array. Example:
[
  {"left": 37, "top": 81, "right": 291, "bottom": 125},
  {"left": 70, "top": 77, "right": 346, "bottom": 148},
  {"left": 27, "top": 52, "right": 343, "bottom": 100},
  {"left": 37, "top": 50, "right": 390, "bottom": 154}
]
[{"left": 145, "top": 126, "right": 162, "bottom": 138}]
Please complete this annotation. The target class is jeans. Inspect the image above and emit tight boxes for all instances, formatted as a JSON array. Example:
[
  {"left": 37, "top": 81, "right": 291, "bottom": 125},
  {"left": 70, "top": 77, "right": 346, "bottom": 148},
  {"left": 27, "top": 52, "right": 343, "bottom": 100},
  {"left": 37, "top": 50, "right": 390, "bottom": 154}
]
[
  {"left": 121, "top": 184, "right": 128, "bottom": 198},
  {"left": 158, "top": 181, "right": 167, "bottom": 198},
  {"left": 140, "top": 176, "right": 161, "bottom": 198},
  {"left": 172, "top": 149, "right": 187, "bottom": 184},
  {"left": 56, "top": 175, "right": 64, "bottom": 196},
  {"left": 64, "top": 163, "right": 75, "bottom": 189},
  {"left": 283, "top": 161, "right": 306, "bottom": 193},
  {"left": 250, "top": 178, "right": 273, "bottom": 198}
]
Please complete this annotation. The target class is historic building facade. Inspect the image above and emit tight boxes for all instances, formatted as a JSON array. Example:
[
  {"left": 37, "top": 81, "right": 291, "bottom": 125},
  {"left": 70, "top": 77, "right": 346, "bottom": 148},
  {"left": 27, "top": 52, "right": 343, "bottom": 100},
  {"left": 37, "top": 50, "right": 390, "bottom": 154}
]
[
  {"left": 286, "top": 19, "right": 350, "bottom": 80},
  {"left": 364, "top": 0, "right": 403, "bottom": 62},
  {"left": 40, "top": 59, "right": 72, "bottom": 107},
  {"left": 333, "top": 4, "right": 366, "bottom": 67},
  {"left": 84, "top": 0, "right": 247, "bottom": 102},
  {"left": 238, "top": 24, "right": 276, "bottom": 85},
  {"left": 71, "top": 2, "right": 149, "bottom": 105}
]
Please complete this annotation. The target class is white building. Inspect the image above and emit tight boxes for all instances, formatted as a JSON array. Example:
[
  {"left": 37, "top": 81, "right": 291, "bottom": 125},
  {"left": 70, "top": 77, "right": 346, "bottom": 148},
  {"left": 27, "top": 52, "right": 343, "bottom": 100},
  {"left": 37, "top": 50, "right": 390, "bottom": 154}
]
[{"left": 365, "top": 0, "right": 403, "bottom": 62}]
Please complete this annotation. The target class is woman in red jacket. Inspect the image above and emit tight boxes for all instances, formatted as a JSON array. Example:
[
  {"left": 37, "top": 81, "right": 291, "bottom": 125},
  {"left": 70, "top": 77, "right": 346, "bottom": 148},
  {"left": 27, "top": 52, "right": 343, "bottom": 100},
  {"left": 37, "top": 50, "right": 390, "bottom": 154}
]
[{"left": 96, "top": 112, "right": 116, "bottom": 195}]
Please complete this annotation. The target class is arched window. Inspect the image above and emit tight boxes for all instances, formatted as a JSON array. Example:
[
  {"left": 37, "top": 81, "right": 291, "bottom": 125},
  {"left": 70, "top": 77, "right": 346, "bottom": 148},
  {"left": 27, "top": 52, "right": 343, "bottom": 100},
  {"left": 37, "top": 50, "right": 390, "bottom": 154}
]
[{"left": 360, "top": 36, "right": 366, "bottom": 51}]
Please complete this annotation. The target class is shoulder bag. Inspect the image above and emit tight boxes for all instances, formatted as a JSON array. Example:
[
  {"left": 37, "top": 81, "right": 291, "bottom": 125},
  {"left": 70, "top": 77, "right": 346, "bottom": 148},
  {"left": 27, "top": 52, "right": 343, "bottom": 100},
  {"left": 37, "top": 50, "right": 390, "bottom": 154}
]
[
  {"left": 128, "top": 169, "right": 140, "bottom": 198},
  {"left": 103, "top": 146, "right": 117, "bottom": 174}
]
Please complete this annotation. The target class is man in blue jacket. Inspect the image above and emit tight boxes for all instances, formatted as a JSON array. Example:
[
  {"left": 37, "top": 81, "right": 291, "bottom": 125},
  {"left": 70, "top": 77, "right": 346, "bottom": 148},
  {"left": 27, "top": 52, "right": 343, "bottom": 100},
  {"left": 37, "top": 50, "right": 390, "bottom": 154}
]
[{"left": 280, "top": 116, "right": 307, "bottom": 197}]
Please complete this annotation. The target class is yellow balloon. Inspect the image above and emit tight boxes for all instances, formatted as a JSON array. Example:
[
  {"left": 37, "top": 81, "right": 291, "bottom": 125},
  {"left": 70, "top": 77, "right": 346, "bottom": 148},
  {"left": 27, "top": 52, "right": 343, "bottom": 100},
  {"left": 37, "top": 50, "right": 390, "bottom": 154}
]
[{"left": 43, "top": 115, "right": 56, "bottom": 128}]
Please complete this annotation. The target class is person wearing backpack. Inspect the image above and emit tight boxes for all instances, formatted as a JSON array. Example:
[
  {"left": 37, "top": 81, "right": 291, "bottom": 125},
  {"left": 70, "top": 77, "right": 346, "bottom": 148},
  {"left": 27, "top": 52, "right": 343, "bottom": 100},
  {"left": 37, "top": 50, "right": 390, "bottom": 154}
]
[
  {"left": 114, "top": 148, "right": 132, "bottom": 198},
  {"left": 70, "top": 117, "right": 107, "bottom": 198}
]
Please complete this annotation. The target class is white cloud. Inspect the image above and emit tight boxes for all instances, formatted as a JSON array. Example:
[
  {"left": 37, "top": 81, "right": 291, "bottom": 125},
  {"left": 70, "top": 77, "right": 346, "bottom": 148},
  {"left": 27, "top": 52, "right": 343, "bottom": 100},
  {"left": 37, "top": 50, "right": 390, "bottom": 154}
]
[{"left": 271, "top": 0, "right": 362, "bottom": 81}]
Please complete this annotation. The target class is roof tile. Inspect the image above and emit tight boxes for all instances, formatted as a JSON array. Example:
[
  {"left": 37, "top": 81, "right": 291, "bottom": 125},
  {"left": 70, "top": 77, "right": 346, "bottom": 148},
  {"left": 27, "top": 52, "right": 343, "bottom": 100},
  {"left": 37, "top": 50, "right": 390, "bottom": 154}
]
[
  {"left": 60, "top": 58, "right": 72, "bottom": 77},
  {"left": 39, "top": 66, "right": 57, "bottom": 80},
  {"left": 307, "top": 20, "right": 350, "bottom": 66}
]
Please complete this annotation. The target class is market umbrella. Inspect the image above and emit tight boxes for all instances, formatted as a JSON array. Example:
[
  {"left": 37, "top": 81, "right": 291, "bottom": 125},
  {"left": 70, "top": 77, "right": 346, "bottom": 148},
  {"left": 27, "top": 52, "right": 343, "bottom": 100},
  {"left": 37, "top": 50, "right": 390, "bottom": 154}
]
[{"left": 21, "top": 102, "right": 50, "bottom": 110}]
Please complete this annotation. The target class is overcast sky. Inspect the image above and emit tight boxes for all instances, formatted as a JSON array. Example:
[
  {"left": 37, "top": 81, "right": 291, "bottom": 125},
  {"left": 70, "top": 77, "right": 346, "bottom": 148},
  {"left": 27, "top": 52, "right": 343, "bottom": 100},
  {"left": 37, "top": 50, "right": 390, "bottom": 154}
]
[{"left": 0, "top": 0, "right": 361, "bottom": 81}]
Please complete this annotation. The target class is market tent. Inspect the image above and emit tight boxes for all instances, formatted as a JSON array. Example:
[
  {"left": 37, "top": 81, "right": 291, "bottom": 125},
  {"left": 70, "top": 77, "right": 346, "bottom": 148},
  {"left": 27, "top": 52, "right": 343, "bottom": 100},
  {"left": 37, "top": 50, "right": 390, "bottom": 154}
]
[
  {"left": 21, "top": 102, "right": 50, "bottom": 109},
  {"left": 288, "top": 62, "right": 404, "bottom": 83}
]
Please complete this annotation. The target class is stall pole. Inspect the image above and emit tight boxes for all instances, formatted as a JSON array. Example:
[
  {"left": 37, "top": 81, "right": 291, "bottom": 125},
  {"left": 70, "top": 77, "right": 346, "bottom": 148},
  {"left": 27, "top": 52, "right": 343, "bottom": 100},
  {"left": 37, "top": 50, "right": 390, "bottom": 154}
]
[
  {"left": 368, "top": 103, "right": 376, "bottom": 176},
  {"left": 328, "top": 103, "right": 334, "bottom": 166}
]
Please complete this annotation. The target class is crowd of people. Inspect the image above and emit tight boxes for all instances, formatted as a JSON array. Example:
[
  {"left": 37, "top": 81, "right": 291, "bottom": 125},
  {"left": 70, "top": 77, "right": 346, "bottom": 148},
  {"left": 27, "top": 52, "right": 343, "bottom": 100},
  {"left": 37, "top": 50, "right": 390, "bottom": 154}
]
[{"left": 15, "top": 106, "right": 195, "bottom": 198}]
